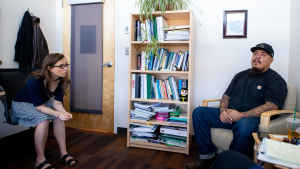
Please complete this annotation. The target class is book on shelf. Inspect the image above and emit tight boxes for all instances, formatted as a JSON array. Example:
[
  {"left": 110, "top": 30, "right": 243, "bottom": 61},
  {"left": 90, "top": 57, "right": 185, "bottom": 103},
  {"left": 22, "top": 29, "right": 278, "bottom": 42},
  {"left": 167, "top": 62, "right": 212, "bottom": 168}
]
[
  {"left": 135, "top": 16, "right": 167, "bottom": 42},
  {"left": 165, "top": 30, "right": 189, "bottom": 41},
  {"left": 137, "top": 54, "right": 141, "bottom": 70},
  {"left": 134, "top": 16, "right": 190, "bottom": 42},
  {"left": 152, "top": 103, "right": 176, "bottom": 112},
  {"left": 164, "top": 25, "right": 190, "bottom": 31},
  {"left": 130, "top": 108, "right": 156, "bottom": 120},
  {"left": 160, "top": 133, "right": 187, "bottom": 141},
  {"left": 130, "top": 123, "right": 159, "bottom": 144},
  {"left": 136, "top": 48, "right": 189, "bottom": 72},
  {"left": 130, "top": 123, "right": 158, "bottom": 133},
  {"left": 133, "top": 102, "right": 160, "bottom": 111},
  {"left": 131, "top": 74, "right": 141, "bottom": 98},
  {"left": 132, "top": 74, "right": 187, "bottom": 102},
  {"left": 160, "top": 126, "right": 187, "bottom": 137},
  {"left": 160, "top": 137, "right": 186, "bottom": 147}
]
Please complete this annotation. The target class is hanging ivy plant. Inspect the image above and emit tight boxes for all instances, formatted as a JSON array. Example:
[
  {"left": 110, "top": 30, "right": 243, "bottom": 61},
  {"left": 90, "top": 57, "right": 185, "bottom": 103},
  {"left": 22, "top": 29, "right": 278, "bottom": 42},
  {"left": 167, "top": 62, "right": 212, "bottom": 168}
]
[
  {"left": 138, "top": 0, "right": 187, "bottom": 19},
  {"left": 137, "top": 0, "right": 188, "bottom": 57}
]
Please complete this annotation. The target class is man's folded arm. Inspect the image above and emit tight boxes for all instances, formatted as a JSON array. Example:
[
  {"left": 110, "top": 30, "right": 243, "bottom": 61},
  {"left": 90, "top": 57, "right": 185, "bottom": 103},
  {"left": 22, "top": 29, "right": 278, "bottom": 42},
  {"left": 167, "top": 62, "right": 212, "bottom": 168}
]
[
  {"left": 220, "top": 95, "right": 230, "bottom": 113},
  {"left": 243, "top": 101, "right": 278, "bottom": 117}
]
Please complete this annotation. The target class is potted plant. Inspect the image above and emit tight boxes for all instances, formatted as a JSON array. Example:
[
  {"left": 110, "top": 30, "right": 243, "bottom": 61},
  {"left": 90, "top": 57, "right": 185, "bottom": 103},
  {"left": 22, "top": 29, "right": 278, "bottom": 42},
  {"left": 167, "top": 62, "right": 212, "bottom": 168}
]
[
  {"left": 137, "top": 0, "right": 188, "bottom": 56},
  {"left": 138, "top": 0, "right": 188, "bottom": 18}
]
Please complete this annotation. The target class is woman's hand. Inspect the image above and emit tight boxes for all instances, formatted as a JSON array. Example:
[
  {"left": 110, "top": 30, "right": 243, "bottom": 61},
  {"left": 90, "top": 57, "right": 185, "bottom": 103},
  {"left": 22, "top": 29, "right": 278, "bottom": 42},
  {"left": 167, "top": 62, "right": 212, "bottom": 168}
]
[{"left": 58, "top": 112, "right": 72, "bottom": 121}]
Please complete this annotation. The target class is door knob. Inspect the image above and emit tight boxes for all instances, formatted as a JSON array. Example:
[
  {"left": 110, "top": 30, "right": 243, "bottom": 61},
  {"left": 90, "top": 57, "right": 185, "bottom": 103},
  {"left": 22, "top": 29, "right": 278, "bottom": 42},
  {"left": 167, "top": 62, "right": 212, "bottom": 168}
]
[{"left": 102, "top": 61, "right": 112, "bottom": 67}]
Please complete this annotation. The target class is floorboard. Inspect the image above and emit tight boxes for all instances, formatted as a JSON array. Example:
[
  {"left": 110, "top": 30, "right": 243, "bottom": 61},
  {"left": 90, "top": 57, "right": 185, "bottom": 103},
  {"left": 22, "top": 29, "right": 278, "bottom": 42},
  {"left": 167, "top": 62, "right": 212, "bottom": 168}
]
[{"left": 1, "top": 127, "right": 198, "bottom": 169}]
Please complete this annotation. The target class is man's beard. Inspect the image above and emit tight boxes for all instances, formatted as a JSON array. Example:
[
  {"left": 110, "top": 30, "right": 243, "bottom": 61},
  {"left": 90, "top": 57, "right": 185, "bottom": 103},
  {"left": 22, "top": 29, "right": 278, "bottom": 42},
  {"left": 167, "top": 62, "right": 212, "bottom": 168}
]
[{"left": 249, "top": 67, "right": 264, "bottom": 75}]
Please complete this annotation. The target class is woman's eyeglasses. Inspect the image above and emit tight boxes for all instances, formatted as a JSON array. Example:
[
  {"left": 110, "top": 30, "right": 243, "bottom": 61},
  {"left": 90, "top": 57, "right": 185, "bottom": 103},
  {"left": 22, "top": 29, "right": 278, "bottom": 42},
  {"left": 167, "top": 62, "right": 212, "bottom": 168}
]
[{"left": 52, "top": 64, "right": 70, "bottom": 69}]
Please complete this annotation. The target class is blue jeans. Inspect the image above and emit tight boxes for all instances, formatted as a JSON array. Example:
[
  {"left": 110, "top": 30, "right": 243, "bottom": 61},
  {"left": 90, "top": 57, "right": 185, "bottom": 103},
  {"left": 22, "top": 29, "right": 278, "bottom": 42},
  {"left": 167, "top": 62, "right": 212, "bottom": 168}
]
[{"left": 192, "top": 106, "right": 260, "bottom": 157}]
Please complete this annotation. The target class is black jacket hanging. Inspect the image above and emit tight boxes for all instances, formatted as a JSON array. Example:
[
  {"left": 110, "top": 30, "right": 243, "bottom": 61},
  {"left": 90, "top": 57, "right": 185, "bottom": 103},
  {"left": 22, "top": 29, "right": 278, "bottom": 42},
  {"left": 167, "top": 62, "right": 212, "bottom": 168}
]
[
  {"left": 14, "top": 11, "right": 49, "bottom": 73},
  {"left": 14, "top": 11, "right": 33, "bottom": 73},
  {"left": 32, "top": 16, "right": 49, "bottom": 69}
]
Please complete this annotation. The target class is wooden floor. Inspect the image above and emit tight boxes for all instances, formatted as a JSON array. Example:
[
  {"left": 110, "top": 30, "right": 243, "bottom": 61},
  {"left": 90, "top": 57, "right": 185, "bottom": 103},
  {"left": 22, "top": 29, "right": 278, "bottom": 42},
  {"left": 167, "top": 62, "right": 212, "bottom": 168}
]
[{"left": 1, "top": 127, "right": 198, "bottom": 169}]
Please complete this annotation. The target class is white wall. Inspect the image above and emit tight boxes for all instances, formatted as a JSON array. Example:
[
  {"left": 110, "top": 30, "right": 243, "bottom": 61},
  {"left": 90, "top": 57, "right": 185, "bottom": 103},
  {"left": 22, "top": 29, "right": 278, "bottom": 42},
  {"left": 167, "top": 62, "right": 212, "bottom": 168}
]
[
  {"left": 289, "top": 0, "right": 300, "bottom": 110},
  {"left": 114, "top": 0, "right": 137, "bottom": 129},
  {"left": 0, "top": 0, "right": 59, "bottom": 68},
  {"left": 191, "top": 0, "right": 290, "bottom": 108},
  {"left": 115, "top": 0, "right": 291, "bottom": 128}
]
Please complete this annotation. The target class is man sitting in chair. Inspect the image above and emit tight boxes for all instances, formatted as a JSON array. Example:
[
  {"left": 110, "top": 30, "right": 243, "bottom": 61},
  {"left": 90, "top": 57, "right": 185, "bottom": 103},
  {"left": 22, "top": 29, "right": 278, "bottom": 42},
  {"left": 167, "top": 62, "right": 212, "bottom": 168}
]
[{"left": 185, "top": 43, "right": 288, "bottom": 169}]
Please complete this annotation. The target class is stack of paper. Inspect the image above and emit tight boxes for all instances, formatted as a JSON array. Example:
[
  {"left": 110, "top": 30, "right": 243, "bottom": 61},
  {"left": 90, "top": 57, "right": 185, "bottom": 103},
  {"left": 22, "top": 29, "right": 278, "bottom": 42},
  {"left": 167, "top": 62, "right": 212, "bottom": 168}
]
[
  {"left": 258, "top": 138, "right": 300, "bottom": 168},
  {"left": 165, "top": 30, "right": 189, "bottom": 41},
  {"left": 159, "top": 126, "right": 187, "bottom": 147},
  {"left": 130, "top": 123, "right": 158, "bottom": 142}
]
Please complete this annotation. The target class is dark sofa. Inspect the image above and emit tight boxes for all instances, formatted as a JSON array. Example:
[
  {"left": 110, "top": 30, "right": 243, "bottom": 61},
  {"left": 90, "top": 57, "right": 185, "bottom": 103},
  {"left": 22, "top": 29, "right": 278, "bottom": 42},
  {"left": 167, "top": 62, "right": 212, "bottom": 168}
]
[{"left": 0, "top": 69, "right": 29, "bottom": 139}]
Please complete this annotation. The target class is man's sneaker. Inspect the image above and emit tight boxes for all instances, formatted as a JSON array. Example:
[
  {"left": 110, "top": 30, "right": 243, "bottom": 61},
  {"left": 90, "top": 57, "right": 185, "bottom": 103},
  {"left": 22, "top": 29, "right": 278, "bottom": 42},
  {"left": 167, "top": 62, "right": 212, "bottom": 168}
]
[{"left": 184, "top": 157, "right": 216, "bottom": 169}]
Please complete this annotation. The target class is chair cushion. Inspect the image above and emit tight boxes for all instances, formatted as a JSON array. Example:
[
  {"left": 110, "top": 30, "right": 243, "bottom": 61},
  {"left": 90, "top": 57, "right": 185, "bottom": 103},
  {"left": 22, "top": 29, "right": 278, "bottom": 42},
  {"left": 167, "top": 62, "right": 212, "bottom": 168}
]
[
  {"left": 211, "top": 128, "right": 233, "bottom": 152},
  {"left": 283, "top": 84, "right": 296, "bottom": 110},
  {"left": 259, "top": 114, "right": 300, "bottom": 135}
]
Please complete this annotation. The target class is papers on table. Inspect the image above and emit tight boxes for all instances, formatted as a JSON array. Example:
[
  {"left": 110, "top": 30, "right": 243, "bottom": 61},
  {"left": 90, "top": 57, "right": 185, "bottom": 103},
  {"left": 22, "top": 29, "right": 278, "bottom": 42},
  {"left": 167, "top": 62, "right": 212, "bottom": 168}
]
[{"left": 257, "top": 138, "right": 300, "bottom": 168}]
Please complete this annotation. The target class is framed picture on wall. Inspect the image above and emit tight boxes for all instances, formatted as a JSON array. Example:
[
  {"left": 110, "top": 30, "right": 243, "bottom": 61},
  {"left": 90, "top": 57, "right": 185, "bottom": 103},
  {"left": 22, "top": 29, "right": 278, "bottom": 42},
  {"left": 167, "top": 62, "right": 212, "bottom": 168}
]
[{"left": 223, "top": 10, "right": 248, "bottom": 38}]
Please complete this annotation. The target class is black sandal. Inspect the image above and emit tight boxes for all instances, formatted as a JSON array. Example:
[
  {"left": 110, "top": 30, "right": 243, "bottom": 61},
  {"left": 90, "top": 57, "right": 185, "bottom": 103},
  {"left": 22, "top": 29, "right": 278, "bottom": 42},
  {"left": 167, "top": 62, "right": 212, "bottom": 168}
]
[
  {"left": 34, "top": 160, "right": 55, "bottom": 169},
  {"left": 60, "top": 154, "right": 78, "bottom": 167}
]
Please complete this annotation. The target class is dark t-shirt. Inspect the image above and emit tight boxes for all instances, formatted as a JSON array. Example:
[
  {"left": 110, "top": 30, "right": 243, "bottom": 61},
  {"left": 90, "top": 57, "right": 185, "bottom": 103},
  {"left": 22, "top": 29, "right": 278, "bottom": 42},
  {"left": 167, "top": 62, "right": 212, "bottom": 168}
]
[
  {"left": 224, "top": 68, "right": 287, "bottom": 112},
  {"left": 14, "top": 76, "right": 64, "bottom": 106}
]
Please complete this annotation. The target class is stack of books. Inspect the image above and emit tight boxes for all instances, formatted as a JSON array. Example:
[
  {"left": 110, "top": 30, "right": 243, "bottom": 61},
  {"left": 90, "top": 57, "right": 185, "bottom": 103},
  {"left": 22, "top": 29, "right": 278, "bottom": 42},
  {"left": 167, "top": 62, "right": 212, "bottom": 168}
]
[
  {"left": 130, "top": 102, "right": 159, "bottom": 121},
  {"left": 137, "top": 48, "right": 189, "bottom": 71},
  {"left": 155, "top": 112, "right": 169, "bottom": 121},
  {"left": 165, "top": 30, "right": 189, "bottom": 41},
  {"left": 130, "top": 123, "right": 158, "bottom": 143},
  {"left": 159, "top": 126, "right": 187, "bottom": 147},
  {"left": 131, "top": 74, "right": 187, "bottom": 101},
  {"left": 164, "top": 25, "right": 189, "bottom": 41},
  {"left": 130, "top": 108, "right": 156, "bottom": 121},
  {"left": 135, "top": 16, "right": 167, "bottom": 42},
  {"left": 152, "top": 104, "right": 176, "bottom": 121}
]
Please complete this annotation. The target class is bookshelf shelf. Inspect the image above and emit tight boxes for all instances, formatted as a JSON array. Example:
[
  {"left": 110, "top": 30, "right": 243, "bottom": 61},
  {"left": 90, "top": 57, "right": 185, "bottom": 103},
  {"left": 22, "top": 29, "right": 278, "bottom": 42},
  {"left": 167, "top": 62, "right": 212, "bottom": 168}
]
[
  {"left": 129, "top": 141, "right": 186, "bottom": 154},
  {"left": 130, "top": 70, "right": 189, "bottom": 75},
  {"left": 130, "top": 98, "right": 188, "bottom": 105},
  {"left": 130, "top": 119, "right": 187, "bottom": 128},
  {"left": 132, "top": 10, "right": 190, "bottom": 20},
  {"left": 131, "top": 41, "right": 190, "bottom": 45},
  {"left": 128, "top": 10, "right": 193, "bottom": 155}
]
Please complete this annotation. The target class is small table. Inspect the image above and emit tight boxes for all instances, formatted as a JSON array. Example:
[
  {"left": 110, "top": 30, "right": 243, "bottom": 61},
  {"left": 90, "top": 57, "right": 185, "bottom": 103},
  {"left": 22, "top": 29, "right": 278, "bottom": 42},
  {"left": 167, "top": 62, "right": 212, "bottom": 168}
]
[{"left": 252, "top": 132, "right": 291, "bottom": 169}]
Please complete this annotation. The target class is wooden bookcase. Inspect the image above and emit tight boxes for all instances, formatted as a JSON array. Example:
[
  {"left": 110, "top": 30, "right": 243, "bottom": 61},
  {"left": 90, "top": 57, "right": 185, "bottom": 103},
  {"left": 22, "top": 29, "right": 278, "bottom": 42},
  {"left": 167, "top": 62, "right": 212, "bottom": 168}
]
[{"left": 127, "top": 10, "right": 193, "bottom": 155}]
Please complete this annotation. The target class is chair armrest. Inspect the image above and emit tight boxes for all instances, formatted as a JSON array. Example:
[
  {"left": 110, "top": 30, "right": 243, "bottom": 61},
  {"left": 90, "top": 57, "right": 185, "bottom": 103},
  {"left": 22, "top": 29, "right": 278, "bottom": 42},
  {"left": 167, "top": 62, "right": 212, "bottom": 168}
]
[
  {"left": 260, "top": 110, "right": 300, "bottom": 129},
  {"left": 252, "top": 132, "right": 261, "bottom": 144},
  {"left": 202, "top": 99, "right": 221, "bottom": 107}
]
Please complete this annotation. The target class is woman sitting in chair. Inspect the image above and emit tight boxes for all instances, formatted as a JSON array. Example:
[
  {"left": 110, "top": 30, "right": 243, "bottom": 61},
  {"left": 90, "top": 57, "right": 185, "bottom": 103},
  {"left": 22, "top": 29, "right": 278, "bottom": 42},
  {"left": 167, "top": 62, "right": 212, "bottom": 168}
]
[{"left": 11, "top": 53, "right": 78, "bottom": 169}]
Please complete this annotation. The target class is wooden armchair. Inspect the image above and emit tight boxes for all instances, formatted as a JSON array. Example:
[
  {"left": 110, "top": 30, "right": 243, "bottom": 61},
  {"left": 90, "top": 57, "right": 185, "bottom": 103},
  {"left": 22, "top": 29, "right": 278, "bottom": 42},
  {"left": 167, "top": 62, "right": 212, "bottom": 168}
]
[{"left": 201, "top": 84, "right": 297, "bottom": 152}]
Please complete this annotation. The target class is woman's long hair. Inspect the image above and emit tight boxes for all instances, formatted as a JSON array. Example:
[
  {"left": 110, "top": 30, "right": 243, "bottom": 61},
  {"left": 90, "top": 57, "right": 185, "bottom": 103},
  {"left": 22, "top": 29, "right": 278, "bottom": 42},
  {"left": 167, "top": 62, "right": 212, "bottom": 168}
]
[{"left": 31, "top": 53, "right": 70, "bottom": 94}]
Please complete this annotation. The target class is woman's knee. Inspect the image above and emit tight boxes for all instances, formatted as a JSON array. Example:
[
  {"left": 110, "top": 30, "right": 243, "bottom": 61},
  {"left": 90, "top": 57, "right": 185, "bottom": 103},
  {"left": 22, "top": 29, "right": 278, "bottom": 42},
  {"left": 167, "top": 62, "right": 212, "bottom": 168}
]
[
  {"left": 37, "top": 120, "right": 50, "bottom": 126},
  {"left": 35, "top": 120, "right": 50, "bottom": 131},
  {"left": 53, "top": 118, "right": 65, "bottom": 126}
]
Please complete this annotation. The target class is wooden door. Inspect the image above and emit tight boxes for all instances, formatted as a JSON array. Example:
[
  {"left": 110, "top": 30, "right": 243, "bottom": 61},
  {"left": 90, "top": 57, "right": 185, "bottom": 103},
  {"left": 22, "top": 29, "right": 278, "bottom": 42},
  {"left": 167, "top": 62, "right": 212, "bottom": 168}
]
[{"left": 62, "top": 0, "right": 115, "bottom": 133}]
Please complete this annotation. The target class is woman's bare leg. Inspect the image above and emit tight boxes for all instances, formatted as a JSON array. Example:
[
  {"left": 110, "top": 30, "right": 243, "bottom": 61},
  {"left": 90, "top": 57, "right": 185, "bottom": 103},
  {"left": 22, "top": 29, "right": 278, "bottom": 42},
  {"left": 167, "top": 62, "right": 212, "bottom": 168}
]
[{"left": 34, "top": 120, "right": 50, "bottom": 165}]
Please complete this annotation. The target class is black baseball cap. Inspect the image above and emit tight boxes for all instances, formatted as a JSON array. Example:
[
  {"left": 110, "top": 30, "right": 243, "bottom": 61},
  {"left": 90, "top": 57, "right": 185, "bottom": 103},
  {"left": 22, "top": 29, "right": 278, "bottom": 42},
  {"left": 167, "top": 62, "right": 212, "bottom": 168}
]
[{"left": 250, "top": 43, "right": 274, "bottom": 57}]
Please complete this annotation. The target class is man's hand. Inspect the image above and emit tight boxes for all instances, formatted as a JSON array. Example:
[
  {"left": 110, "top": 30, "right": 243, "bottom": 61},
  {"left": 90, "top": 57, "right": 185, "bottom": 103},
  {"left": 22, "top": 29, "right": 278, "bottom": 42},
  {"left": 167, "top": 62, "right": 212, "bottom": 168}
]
[
  {"left": 226, "top": 109, "right": 245, "bottom": 122},
  {"left": 220, "top": 109, "right": 233, "bottom": 123},
  {"left": 220, "top": 109, "right": 246, "bottom": 123}
]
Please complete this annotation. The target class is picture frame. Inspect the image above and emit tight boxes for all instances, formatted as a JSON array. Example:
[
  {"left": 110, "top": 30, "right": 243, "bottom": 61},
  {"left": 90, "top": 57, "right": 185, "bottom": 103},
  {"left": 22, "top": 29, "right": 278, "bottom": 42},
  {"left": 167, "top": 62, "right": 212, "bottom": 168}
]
[{"left": 223, "top": 10, "right": 248, "bottom": 38}]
